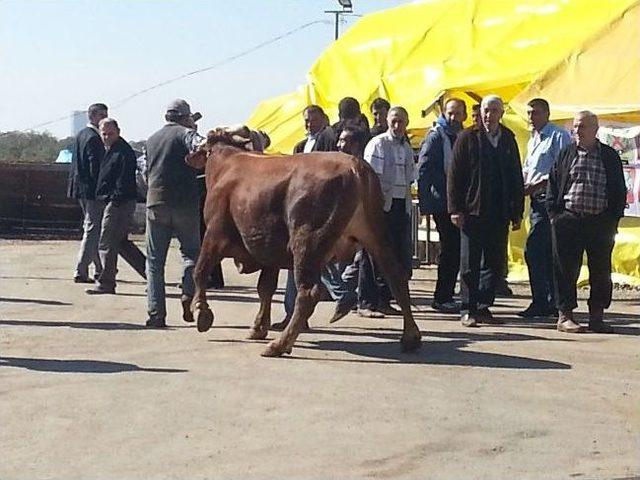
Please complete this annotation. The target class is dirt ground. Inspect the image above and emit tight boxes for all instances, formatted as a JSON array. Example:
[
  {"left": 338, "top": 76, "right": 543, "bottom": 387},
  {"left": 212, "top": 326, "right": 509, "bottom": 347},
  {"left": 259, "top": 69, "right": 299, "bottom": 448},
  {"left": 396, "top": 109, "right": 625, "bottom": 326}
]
[{"left": 1, "top": 239, "right": 638, "bottom": 480}]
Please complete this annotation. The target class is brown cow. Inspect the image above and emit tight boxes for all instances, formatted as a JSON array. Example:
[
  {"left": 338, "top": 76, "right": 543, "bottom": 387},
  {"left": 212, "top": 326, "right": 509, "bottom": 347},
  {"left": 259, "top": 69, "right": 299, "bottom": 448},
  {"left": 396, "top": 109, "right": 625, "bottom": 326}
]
[{"left": 186, "top": 127, "right": 422, "bottom": 357}]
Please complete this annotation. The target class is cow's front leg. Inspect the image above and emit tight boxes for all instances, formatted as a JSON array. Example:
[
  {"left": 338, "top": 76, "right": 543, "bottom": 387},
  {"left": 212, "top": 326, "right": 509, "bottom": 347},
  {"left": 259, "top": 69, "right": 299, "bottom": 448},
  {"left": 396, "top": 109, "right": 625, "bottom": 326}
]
[
  {"left": 248, "top": 267, "right": 279, "bottom": 340},
  {"left": 192, "top": 228, "right": 220, "bottom": 333},
  {"left": 262, "top": 281, "right": 322, "bottom": 357}
]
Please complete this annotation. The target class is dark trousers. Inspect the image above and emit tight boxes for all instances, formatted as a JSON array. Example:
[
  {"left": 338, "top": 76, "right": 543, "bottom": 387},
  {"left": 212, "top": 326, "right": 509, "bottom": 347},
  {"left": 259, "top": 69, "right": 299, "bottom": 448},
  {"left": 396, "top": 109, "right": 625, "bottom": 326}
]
[
  {"left": 96, "top": 199, "right": 136, "bottom": 290},
  {"left": 460, "top": 217, "right": 509, "bottom": 313},
  {"left": 357, "top": 250, "right": 381, "bottom": 310},
  {"left": 524, "top": 197, "right": 554, "bottom": 308},
  {"left": 551, "top": 211, "right": 617, "bottom": 312},
  {"left": 432, "top": 211, "right": 460, "bottom": 303},
  {"left": 357, "top": 199, "right": 411, "bottom": 308}
]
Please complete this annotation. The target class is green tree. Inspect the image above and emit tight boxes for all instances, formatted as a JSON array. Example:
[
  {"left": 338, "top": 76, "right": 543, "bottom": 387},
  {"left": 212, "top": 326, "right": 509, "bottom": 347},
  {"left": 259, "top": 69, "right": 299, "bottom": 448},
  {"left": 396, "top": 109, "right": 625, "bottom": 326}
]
[{"left": 0, "top": 131, "right": 74, "bottom": 163}]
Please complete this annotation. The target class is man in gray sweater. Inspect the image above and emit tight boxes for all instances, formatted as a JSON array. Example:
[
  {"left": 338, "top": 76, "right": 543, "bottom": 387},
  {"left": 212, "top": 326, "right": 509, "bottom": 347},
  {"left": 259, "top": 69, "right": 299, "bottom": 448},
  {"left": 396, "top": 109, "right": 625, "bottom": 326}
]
[{"left": 144, "top": 99, "right": 204, "bottom": 328}]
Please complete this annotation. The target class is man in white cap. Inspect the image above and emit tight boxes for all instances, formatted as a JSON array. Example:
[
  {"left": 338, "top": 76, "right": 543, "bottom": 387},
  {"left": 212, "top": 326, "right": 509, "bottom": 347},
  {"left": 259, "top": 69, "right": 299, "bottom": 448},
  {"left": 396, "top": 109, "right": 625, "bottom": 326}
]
[{"left": 144, "top": 99, "right": 204, "bottom": 328}]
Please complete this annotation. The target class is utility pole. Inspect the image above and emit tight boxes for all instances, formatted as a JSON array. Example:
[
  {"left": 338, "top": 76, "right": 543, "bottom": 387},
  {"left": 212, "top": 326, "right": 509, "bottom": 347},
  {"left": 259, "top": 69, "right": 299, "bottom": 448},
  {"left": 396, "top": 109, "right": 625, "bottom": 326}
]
[{"left": 324, "top": 0, "right": 353, "bottom": 40}]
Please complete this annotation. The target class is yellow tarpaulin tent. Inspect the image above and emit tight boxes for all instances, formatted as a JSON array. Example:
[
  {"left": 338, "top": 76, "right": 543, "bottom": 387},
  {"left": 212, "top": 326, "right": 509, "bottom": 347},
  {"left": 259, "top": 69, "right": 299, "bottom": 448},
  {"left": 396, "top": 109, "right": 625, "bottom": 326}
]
[{"left": 247, "top": 0, "right": 640, "bottom": 284}]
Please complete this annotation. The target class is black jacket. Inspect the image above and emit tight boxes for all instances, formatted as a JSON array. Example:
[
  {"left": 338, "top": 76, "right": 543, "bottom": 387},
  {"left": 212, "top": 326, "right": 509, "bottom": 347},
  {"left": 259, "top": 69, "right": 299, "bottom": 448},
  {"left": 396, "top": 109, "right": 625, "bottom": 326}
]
[
  {"left": 293, "top": 127, "right": 337, "bottom": 153},
  {"left": 95, "top": 137, "right": 137, "bottom": 204},
  {"left": 448, "top": 124, "right": 524, "bottom": 222},
  {"left": 67, "top": 126, "right": 104, "bottom": 199},
  {"left": 546, "top": 141, "right": 626, "bottom": 220}
]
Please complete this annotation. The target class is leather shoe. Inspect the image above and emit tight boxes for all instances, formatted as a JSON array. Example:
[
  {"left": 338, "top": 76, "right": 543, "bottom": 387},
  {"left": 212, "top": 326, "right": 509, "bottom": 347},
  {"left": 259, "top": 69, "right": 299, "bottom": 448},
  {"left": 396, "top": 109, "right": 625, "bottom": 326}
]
[
  {"left": 181, "top": 295, "right": 194, "bottom": 323},
  {"left": 589, "top": 321, "right": 614, "bottom": 334},
  {"left": 461, "top": 313, "right": 479, "bottom": 327},
  {"left": 557, "top": 310, "right": 584, "bottom": 333},
  {"left": 431, "top": 300, "right": 461, "bottom": 314},
  {"left": 85, "top": 286, "right": 115, "bottom": 295},
  {"left": 271, "top": 317, "right": 310, "bottom": 332},
  {"left": 478, "top": 307, "right": 504, "bottom": 324},
  {"left": 329, "top": 296, "right": 357, "bottom": 323},
  {"left": 518, "top": 304, "right": 553, "bottom": 318},
  {"left": 357, "top": 308, "right": 384, "bottom": 318},
  {"left": 145, "top": 317, "right": 167, "bottom": 328},
  {"left": 377, "top": 303, "right": 402, "bottom": 316},
  {"left": 73, "top": 275, "right": 93, "bottom": 284}
]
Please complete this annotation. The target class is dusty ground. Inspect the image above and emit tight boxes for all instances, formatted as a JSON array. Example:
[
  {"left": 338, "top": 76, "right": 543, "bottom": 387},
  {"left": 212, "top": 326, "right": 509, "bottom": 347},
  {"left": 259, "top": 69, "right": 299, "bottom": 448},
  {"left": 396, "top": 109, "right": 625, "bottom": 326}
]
[{"left": 1, "top": 239, "right": 639, "bottom": 480}]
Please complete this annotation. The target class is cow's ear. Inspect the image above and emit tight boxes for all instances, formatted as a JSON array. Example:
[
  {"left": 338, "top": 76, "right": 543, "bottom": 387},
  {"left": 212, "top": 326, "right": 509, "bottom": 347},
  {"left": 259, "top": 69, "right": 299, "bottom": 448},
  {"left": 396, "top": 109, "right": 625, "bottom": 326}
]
[{"left": 186, "top": 150, "right": 207, "bottom": 169}]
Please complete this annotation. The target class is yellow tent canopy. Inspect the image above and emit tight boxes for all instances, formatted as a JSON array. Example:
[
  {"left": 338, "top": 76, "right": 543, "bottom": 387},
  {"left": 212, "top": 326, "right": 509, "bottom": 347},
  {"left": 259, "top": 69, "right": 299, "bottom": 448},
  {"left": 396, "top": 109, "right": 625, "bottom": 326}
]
[{"left": 246, "top": 0, "right": 640, "bottom": 284}]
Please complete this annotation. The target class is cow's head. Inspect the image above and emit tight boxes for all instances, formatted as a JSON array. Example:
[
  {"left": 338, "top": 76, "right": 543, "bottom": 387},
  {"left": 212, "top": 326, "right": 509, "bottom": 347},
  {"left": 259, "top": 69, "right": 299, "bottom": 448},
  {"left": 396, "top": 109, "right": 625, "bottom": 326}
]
[{"left": 186, "top": 126, "right": 254, "bottom": 169}]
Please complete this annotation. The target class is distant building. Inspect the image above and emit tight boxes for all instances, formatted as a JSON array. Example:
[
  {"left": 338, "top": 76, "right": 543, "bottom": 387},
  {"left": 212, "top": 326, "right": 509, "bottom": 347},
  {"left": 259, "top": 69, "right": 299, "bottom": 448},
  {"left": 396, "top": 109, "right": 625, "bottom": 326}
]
[{"left": 70, "top": 110, "right": 88, "bottom": 136}]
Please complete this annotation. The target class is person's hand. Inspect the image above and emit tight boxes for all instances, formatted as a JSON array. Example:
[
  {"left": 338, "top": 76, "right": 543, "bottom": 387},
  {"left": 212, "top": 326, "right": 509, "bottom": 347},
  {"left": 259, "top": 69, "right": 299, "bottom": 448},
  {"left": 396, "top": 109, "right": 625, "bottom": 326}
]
[
  {"left": 450, "top": 213, "right": 464, "bottom": 229},
  {"left": 512, "top": 218, "right": 522, "bottom": 231},
  {"left": 523, "top": 183, "right": 534, "bottom": 196}
]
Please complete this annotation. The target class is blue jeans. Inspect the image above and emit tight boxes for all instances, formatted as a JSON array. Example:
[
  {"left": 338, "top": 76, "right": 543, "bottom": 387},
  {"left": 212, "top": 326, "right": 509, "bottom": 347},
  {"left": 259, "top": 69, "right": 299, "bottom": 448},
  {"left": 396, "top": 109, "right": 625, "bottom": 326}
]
[
  {"left": 284, "top": 262, "right": 357, "bottom": 319},
  {"left": 525, "top": 197, "right": 554, "bottom": 309},
  {"left": 146, "top": 204, "right": 200, "bottom": 320}
]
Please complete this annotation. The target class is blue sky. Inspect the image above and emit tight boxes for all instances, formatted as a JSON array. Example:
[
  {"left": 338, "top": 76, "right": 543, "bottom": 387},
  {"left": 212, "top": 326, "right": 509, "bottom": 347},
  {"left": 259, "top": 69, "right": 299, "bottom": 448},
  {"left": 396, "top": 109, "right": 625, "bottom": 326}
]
[{"left": 0, "top": 0, "right": 407, "bottom": 140}]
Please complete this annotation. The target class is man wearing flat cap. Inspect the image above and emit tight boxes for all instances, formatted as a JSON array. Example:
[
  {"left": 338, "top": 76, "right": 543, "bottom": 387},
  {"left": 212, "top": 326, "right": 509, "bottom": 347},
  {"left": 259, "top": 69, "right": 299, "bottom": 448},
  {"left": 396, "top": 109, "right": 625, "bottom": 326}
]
[{"left": 144, "top": 99, "right": 204, "bottom": 328}]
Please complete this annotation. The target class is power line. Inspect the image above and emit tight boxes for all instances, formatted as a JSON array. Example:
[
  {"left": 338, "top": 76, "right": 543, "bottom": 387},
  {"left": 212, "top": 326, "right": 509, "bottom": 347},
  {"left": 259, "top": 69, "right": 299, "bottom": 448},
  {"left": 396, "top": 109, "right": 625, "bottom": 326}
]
[{"left": 3, "top": 19, "right": 328, "bottom": 136}]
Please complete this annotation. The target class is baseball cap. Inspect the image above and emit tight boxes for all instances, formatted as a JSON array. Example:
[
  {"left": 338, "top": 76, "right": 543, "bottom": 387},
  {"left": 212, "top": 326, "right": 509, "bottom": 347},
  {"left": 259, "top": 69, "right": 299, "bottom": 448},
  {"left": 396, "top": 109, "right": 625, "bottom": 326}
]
[{"left": 166, "top": 99, "right": 192, "bottom": 117}]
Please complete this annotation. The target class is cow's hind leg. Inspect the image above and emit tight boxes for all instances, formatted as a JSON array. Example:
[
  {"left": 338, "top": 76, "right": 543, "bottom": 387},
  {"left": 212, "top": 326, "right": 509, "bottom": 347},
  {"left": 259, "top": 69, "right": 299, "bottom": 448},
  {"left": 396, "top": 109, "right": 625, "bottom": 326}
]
[
  {"left": 262, "top": 266, "right": 323, "bottom": 357},
  {"left": 192, "top": 228, "right": 220, "bottom": 333},
  {"left": 247, "top": 267, "right": 279, "bottom": 340},
  {"left": 361, "top": 228, "right": 422, "bottom": 352}
]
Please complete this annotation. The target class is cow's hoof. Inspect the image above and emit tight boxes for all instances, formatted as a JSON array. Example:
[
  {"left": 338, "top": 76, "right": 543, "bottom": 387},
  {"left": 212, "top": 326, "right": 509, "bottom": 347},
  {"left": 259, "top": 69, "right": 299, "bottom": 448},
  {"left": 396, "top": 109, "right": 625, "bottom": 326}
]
[
  {"left": 247, "top": 327, "right": 269, "bottom": 340},
  {"left": 400, "top": 334, "right": 422, "bottom": 352},
  {"left": 196, "top": 307, "right": 214, "bottom": 332},
  {"left": 261, "top": 341, "right": 292, "bottom": 357}
]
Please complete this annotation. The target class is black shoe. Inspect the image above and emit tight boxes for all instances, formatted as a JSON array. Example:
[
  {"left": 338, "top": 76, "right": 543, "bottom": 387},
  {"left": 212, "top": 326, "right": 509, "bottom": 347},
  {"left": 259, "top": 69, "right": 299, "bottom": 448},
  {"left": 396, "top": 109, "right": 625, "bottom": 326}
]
[
  {"left": 74, "top": 275, "right": 93, "bottom": 284},
  {"left": 85, "top": 286, "right": 115, "bottom": 295},
  {"left": 518, "top": 304, "right": 552, "bottom": 318},
  {"left": 329, "top": 296, "right": 357, "bottom": 324},
  {"left": 181, "top": 295, "right": 194, "bottom": 323},
  {"left": 478, "top": 307, "right": 504, "bottom": 324},
  {"left": 377, "top": 303, "right": 402, "bottom": 316},
  {"left": 495, "top": 283, "right": 513, "bottom": 297},
  {"left": 431, "top": 300, "right": 461, "bottom": 314},
  {"left": 271, "top": 317, "right": 290, "bottom": 331},
  {"left": 145, "top": 317, "right": 167, "bottom": 328},
  {"left": 589, "top": 321, "right": 614, "bottom": 334}
]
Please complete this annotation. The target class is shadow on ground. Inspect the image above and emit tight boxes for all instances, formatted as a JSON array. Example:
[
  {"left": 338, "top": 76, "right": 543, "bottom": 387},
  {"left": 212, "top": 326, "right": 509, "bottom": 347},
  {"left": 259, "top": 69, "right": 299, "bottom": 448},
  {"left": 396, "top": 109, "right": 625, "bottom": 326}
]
[
  {"left": 0, "top": 296, "right": 71, "bottom": 306},
  {"left": 207, "top": 324, "right": 572, "bottom": 369},
  {"left": 0, "top": 319, "right": 192, "bottom": 331},
  {"left": 0, "top": 356, "right": 187, "bottom": 374}
]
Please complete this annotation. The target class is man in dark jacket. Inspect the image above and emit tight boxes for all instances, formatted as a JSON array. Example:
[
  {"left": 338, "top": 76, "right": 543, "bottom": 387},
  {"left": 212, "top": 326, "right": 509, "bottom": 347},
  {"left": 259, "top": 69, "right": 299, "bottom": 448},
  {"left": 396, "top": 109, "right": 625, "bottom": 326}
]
[
  {"left": 369, "top": 98, "right": 390, "bottom": 137},
  {"left": 86, "top": 118, "right": 137, "bottom": 295},
  {"left": 448, "top": 95, "right": 524, "bottom": 327},
  {"left": 418, "top": 98, "right": 466, "bottom": 313},
  {"left": 547, "top": 111, "right": 626, "bottom": 334},
  {"left": 293, "top": 105, "right": 337, "bottom": 154},
  {"left": 144, "top": 99, "right": 204, "bottom": 328},
  {"left": 67, "top": 103, "right": 108, "bottom": 283},
  {"left": 331, "top": 97, "right": 370, "bottom": 141}
]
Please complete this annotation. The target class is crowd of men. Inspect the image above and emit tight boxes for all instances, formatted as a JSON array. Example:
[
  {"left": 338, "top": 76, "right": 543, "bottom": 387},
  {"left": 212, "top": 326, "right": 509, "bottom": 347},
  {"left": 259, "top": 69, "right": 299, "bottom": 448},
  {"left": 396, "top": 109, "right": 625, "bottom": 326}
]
[{"left": 67, "top": 93, "right": 626, "bottom": 334}]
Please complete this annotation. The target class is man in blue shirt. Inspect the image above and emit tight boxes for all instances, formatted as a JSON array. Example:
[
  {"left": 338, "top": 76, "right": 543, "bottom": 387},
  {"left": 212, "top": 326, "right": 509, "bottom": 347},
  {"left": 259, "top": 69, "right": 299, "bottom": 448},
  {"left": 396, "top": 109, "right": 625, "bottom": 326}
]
[{"left": 519, "top": 98, "right": 571, "bottom": 318}]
